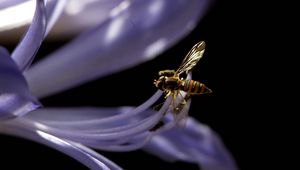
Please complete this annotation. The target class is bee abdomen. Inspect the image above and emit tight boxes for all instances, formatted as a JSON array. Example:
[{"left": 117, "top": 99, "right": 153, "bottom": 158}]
[{"left": 180, "top": 80, "right": 212, "bottom": 94}]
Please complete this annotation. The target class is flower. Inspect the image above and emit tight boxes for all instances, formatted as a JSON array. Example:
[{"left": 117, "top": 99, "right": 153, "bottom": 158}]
[{"left": 0, "top": 0, "right": 237, "bottom": 169}]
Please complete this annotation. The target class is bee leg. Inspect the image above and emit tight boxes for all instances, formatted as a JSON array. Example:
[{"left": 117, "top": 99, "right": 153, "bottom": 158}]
[
  {"left": 173, "top": 91, "right": 183, "bottom": 111},
  {"left": 164, "top": 91, "right": 171, "bottom": 98},
  {"left": 178, "top": 92, "right": 187, "bottom": 105},
  {"left": 164, "top": 91, "right": 181, "bottom": 121},
  {"left": 170, "top": 92, "right": 181, "bottom": 121},
  {"left": 153, "top": 102, "right": 163, "bottom": 111},
  {"left": 175, "top": 92, "right": 191, "bottom": 114}
]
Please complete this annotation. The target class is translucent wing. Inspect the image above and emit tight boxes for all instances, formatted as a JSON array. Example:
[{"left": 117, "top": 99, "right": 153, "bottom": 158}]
[{"left": 175, "top": 41, "right": 206, "bottom": 76}]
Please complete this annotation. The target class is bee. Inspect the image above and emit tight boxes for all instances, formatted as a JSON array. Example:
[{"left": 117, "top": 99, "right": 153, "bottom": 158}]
[{"left": 153, "top": 41, "right": 212, "bottom": 123}]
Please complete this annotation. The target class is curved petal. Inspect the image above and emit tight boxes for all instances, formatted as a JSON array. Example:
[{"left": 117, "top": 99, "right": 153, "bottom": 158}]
[
  {"left": 143, "top": 117, "right": 238, "bottom": 170},
  {"left": 23, "top": 93, "right": 169, "bottom": 142},
  {"left": 20, "top": 91, "right": 171, "bottom": 152},
  {"left": 11, "top": 0, "right": 47, "bottom": 71},
  {"left": 10, "top": 0, "right": 68, "bottom": 71},
  {"left": 0, "top": 0, "right": 27, "bottom": 9},
  {"left": 44, "top": 0, "right": 68, "bottom": 36},
  {"left": 28, "top": 107, "right": 155, "bottom": 131},
  {"left": 0, "top": 119, "right": 122, "bottom": 170},
  {"left": 88, "top": 132, "right": 155, "bottom": 152},
  {"left": 26, "top": 91, "right": 162, "bottom": 129},
  {"left": 25, "top": 0, "right": 212, "bottom": 98},
  {"left": 48, "top": 0, "right": 124, "bottom": 39},
  {"left": 0, "top": 47, "right": 40, "bottom": 119}
]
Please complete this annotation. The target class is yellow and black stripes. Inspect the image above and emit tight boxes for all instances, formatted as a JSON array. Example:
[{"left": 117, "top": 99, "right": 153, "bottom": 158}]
[{"left": 179, "top": 79, "right": 211, "bottom": 94}]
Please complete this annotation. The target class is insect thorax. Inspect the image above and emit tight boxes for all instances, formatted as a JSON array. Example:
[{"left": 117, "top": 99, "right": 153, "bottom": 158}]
[{"left": 164, "top": 77, "right": 180, "bottom": 90}]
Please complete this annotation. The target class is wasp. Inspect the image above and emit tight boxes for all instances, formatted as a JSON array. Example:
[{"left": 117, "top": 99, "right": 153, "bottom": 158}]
[{"left": 153, "top": 41, "right": 212, "bottom": 123}]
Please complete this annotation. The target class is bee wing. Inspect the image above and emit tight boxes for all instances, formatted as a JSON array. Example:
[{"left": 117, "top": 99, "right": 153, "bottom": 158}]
[{"left": 175, "top": 41, "right": 206, "bottom": 76}]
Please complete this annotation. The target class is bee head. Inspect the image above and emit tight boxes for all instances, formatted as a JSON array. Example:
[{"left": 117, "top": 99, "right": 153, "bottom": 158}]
[{"left": 154, "top": 76, "right": 166, "bottom": 91}]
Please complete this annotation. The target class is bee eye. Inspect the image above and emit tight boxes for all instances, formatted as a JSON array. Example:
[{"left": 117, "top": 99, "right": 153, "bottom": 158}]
[
  {"left": 157, "top": 76, "right": 164, "bottom": 81},
  {"left": 157, "top": 81, "right": 163, "bottom": 89},
  {"left": 159, "top": 76, "right": 167, "bottom": 83}
]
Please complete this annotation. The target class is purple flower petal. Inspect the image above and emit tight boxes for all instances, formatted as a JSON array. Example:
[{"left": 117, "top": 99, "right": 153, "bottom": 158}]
[
  {"left": 11, "top": 0, "right": 47, "bottom": 71},
  {"left": 0, "top": 0, "right": 27, "bottom": 9},
  {"left": 25, "top": 0, "right": 211, "bottom": 98},
  {"left": 27, "top": 107, "right": 155, "bottom": 131},
  {"left": 48, "top": 0, "right": 124, "bottom": 38},
  {"left": 0, "top": 118, "right": 122, "bottom": 170},
  {"left": 27, "top": 91, "right": 162, "bottom": 128},
  {"left": 89, "top": 132, "right": 155, "bottom": 152},
  {"left": 0, "top": 47, "right": 40, "bottom": 119},
  {"left": 143, "top": 117, "right": 238, "bottom": 170},
  {"left": 44, "top": 0, "right": 68, "bottom": 36},
  {"left": 20, "top": 91, "right": 176, "bottom": 153},
  {"left": 23, "top": 91, "right": 169, "bottom": 145},
  {"left": 10, "top": 0, "right": 67, "bottom": 71}
]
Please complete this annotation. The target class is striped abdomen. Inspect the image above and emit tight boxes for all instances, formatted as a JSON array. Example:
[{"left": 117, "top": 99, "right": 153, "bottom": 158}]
[{"left": 179, "top": 79, "right": 212, "bottom": 94}]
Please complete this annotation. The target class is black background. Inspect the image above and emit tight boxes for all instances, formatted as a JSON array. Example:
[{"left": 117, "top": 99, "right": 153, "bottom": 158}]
[{"left": 0, "top": 1, "right": 264, "bottom": 170}]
